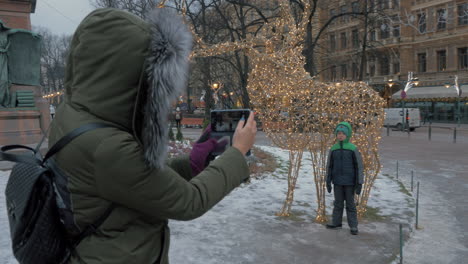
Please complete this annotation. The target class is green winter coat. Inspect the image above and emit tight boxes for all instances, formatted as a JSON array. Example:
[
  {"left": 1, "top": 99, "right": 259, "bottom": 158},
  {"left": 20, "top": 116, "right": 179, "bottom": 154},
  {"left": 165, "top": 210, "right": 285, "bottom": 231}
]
[
  {"left": 49, "top": 8, "right": 249, "bottom": 264},
  {"left": 326, "top": 122, "right": 364, "bottom": 186}
]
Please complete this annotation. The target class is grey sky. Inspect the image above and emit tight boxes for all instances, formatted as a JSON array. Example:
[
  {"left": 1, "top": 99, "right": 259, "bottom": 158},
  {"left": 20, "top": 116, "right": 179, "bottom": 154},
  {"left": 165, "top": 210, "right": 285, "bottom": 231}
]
[{"left": 30, "top": 0, "right": 95, "bottom": 35}]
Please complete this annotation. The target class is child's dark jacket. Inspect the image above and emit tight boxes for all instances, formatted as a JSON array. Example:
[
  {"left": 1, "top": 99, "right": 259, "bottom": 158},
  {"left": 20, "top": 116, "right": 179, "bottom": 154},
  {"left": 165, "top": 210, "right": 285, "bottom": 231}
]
[{"left": 326, "top": 122, "right": 364, "bottom": 187}]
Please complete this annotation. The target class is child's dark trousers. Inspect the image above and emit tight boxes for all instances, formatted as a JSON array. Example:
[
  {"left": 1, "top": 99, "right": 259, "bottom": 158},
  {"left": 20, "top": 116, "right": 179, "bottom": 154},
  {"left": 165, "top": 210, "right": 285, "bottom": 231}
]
[{"left": 332, "top": 184, "right": 358, "bottom": 228}]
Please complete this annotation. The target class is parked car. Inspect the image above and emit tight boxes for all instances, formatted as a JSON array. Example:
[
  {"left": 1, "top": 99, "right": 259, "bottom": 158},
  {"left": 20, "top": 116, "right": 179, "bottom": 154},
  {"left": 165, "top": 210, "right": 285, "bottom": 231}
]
[{"left": 384, "top": 108, "right": 421, "bottom": 131}]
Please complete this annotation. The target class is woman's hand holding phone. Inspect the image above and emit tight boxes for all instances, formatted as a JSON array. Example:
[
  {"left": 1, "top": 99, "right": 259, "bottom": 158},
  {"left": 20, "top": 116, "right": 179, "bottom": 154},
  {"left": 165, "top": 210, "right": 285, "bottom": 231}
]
[{"left": 232, "top": 112, "right": 256, "bottom": 155}]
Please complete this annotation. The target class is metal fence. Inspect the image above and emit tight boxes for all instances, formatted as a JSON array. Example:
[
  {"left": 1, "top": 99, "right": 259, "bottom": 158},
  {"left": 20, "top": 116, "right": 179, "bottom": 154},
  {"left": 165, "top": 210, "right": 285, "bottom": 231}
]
[{"left": 383, "top": 124, "right": 468, "bottom": 144}]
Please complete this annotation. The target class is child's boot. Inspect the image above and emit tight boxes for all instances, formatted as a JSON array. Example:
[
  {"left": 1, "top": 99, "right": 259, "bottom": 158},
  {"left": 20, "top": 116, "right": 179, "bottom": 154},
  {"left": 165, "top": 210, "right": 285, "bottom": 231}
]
[{"left": 326, "top": 224, "right": 342, "bottom": 229}]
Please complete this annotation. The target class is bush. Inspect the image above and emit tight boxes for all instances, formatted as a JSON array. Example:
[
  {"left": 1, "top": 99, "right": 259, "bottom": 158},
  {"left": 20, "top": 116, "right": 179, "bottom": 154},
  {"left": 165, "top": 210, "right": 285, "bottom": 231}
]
[
  {"left": 176, "top": 127, "right": 183, "bottom": 141},
  {"left": 168, "top": 126, "right": 175, "bottom": 141}
]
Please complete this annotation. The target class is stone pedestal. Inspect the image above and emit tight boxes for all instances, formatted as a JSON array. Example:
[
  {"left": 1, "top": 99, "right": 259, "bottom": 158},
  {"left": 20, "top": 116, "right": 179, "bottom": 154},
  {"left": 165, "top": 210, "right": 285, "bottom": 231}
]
[
  {"left": 11, "top": 85, "right": 51, "bottom": 130},
  {"left": 0, "top": 85, "right": 50, "bottom": 146},
  {"left": 0, "top": 110, "right": 42, "bottom": 145}
]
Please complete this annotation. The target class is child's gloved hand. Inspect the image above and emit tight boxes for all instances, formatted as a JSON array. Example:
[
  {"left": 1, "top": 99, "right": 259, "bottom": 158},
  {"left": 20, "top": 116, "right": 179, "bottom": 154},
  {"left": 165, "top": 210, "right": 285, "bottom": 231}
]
[
  {"left": 355, "top": 184, "right": 362, "bottom": 195},
  {"left": 189, "top": 127, "right": 227, "bottom": 177},
  {"left": 327, "top": 183, "right": 332, "bottom": 193}
]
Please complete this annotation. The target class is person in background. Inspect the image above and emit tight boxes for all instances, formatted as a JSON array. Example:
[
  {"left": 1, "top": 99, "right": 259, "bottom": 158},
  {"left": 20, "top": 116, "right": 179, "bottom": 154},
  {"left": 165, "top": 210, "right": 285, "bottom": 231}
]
[
  {"left": 325, "top": 122, "right": 364, "bottom": 235},
  {"left": 175, "top": 106, "right": 182, "bottom": 128},
  {"left": 49, "top": 104, "right": 55, "bottom": 119}
]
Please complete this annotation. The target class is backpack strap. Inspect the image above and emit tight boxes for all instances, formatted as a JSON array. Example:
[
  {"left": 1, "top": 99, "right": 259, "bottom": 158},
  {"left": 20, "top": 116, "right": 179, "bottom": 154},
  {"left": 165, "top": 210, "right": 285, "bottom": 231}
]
[
  {"left": 43, "top": 122, "right": 119, "bottom": 242},
  {"left": 0, "top": 145, "right": 41, "bottom": 165},
  {"left": 43, "top": 123, "right": 117, "bottom": 164},
  {"left": 1, "top": 123, "right": 117, "bottom": 166}
]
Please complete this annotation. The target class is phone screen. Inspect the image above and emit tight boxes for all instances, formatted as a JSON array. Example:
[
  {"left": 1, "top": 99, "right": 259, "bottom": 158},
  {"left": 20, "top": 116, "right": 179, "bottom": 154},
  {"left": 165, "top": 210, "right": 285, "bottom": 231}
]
[{"left": 211, "top": 109, "right": 250, "bottom": 132}]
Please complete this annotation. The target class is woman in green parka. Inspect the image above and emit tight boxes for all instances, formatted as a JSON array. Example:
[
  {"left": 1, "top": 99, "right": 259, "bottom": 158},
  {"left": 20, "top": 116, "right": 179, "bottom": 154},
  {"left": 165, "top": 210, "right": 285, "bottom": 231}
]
[{"left": 48, "top": 7, "right": 256, "bottom": 264}]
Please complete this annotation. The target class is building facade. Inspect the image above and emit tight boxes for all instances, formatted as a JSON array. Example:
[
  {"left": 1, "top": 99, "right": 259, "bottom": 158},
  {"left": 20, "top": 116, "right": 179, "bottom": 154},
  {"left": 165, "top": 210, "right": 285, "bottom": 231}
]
[{"left": 318, "top": 0, "right": 468, "bottom": 124}]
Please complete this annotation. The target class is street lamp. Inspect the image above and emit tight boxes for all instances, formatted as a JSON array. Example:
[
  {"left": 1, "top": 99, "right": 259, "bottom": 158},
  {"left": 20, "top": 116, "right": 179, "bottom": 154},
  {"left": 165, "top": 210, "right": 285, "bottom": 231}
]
[
  {"left": 384, "top": 79, "right": 395, "bottom": 108},
  {"left": 387, "top": 72, "right": 419, "bottom": 131},
  {"left": 211, "top": 82, "right": 223, "bottom": 109},
  {"left": 445, "top": 76, "right": 462, "bottom": 127}
]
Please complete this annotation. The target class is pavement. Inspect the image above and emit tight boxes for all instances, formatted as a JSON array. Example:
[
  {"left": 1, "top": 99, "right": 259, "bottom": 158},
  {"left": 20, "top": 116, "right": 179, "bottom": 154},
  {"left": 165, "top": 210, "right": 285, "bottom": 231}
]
[{"left": 378, "top": 126, "right": 468, "bottom": 263}]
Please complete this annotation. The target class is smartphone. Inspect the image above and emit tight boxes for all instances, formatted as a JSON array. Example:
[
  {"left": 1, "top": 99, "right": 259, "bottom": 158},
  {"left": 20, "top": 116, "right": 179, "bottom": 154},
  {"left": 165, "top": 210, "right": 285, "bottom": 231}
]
[
  {"left": 211, "top": 109, "right": 250, "bottom": 132},
  {"left": 210, "top": 109, "right": 251, "bottom": 156}
]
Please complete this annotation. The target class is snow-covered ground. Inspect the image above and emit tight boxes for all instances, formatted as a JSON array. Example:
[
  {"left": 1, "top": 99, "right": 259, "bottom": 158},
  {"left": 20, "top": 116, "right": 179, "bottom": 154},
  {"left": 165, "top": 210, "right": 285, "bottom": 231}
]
[{"left": 1, "top": 146, "right": 416, "bottom": 263}]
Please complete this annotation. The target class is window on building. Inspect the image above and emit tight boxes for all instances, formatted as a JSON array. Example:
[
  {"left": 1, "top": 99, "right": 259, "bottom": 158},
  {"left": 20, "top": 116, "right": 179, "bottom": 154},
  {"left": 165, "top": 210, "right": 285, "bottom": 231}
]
[
  {"left": 437, "top": 50, "right": 447, "bottom": 71},
  {"left": 341, "top": 64, "right": 347, "bottom": 79},
  {"left": 379, "top": 0, "right": 389, "bottom": 9},
  {"left": 418, "top": 53, "right": 427, "bottom": 72},
  {"left": 380, "top": 56, "right": 390, "bottom": 75},
  {"left": 352, "top": 2, "right": 359, "bottom": 13},
  {"left": 352, "top": 29, "right": 359, "bottom": 48},
  {"left": 459, "top": 47, "right": 468, "bottom": 69},
  {"left": 369, "top": 65, "right": 376, "bottom": 77},
  {"left": 370, "top": 30, "right": 376, "bottom": 41},
  {"left": 459, "top": 4, "right": 468, "bottom": 25},
  {"left": 380, "top": 24, "right": 390, "bottom": 39},
  {"left": 330, "top": 65, "right": 337, "bottom": 81},
  {"left": 392, "top": 0, "right": 400, "bottom": 9},
  {"left": 249, "top": 11, "right": 256, "bottom": 22},
  {"left": 393, "top": 25, "right": 400, "bottom": 37},
  {"left": 352, "top": 63, "right": 359, "bottom": 80},
  {"left": 369, "top": 0, "right": 375, "bottom": 11},
  {"left": 393, "top": 62, "right": 400, "bottom": 74},
  {"left": 341, "top": 5, "right": 348, "bottom": 22},
  {"left": 418, "top": 12, "right": 426, "bottom": 33},
  {"left": 437, "top": 9, "right": 447, "bottom": 30},
  {"left": 341, "top": 32, "right": 347, "bottom": 49},
  {"left": 330, "top": 33, "right": 336, "bottom": 51},
  {"left": 330, "top": 9, "right": 336, "bottom": 19}
]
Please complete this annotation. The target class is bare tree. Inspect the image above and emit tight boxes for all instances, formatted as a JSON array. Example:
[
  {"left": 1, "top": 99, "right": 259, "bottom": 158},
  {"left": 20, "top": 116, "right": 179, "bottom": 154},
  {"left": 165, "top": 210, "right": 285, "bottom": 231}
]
[
  {"left": 33, "top": 27, "right": 71, "bottom": 103},
  {"left": 188, "top": 0, "right": 278, "bottom": 110}
]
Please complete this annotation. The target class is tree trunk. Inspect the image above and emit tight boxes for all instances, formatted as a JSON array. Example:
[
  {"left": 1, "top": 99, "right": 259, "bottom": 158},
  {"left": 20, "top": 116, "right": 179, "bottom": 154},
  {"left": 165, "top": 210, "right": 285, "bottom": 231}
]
[
  {"left": 358, "top": 0, "right": 369, "bottom": 81},
  {"left": 200, "top": 57, "right": 213, "bottom": 118},
  {"left": 303, "top": 21, "right": 316, "bottom": 76}
]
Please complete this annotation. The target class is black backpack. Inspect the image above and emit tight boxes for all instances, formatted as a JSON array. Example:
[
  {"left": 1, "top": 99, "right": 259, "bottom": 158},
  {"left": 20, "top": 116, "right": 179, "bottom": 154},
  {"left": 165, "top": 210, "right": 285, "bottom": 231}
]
[{"left": 1, "top": 123, "right": 115, "bottom": 264}]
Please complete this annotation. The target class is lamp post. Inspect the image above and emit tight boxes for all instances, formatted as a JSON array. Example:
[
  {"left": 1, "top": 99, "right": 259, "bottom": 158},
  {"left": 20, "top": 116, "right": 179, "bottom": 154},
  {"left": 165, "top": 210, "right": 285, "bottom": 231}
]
[
  {"left": 211, "top": 82, "right": 223, "bottom": 109},
  {"left": 386, "top": 80, "right": 394, "bottom": 108},
  {"left": 445, "top": 75, "right": 462, "bottom": 127},
  {"left": 458, "top": 94, "right": 461, "bottom": 127},
  {"left": 387, "top": 72, "right": 419, "bottom": 131}
]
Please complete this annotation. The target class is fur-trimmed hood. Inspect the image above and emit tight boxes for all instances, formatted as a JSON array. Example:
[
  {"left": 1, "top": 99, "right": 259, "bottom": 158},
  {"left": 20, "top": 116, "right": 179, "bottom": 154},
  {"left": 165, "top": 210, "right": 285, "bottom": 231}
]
[{"left": 64, "top": 7, "right": 192, "bottom": 169}]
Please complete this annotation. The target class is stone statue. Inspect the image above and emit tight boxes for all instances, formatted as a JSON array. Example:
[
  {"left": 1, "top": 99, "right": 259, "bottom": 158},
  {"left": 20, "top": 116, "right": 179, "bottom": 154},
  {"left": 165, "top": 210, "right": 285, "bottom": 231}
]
[
  {"left": 0, "top": 20, "right": 12, "bottom": 107},
  {"left": 0, "top": 19, "right": 41, "bottom": 108}
]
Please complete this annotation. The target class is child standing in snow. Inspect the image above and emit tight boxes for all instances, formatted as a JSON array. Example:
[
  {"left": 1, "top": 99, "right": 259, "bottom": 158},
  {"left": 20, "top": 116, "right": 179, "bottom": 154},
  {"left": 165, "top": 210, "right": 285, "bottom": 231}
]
[{"left": 326, "top": 122, "right": 364, "bottom": 235}]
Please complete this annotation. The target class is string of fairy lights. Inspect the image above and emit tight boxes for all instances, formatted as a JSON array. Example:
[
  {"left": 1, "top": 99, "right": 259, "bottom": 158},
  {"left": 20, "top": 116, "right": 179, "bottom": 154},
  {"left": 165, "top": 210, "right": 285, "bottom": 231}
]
[
  {"left": 179, "top": 0, "right": 386, "bottom": 220},
  {"left": 42, "top": 91, "right": 64, "bottom": 99}
]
